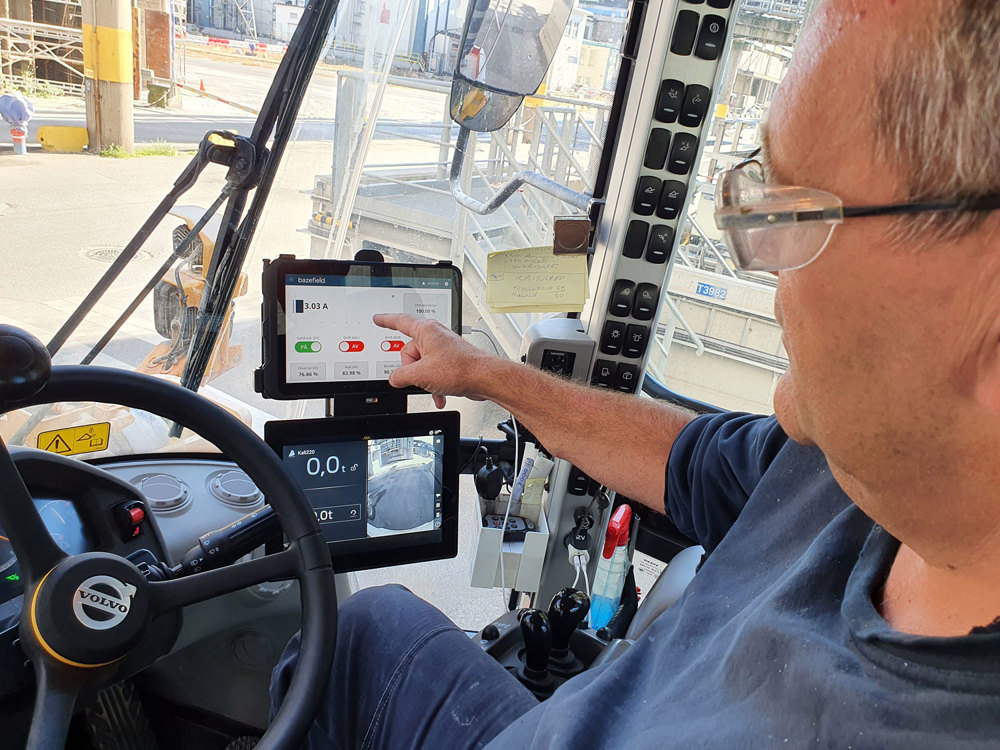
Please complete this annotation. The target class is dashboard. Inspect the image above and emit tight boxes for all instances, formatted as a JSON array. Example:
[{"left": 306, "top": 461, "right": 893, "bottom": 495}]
[
  {"left": 97, "top": 456, "right": 267, "bottom": 565},
  {"left": 0, "top": 451, "right": 268, "bottom": 700}
]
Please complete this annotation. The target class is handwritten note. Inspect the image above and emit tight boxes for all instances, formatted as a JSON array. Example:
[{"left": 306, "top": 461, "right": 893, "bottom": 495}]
[{"left": 486, "top": 246, "right": 589, "bottom": 313}]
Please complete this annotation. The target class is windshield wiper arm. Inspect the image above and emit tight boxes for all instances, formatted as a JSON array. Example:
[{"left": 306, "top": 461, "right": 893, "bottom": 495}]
[
  {"left": 45, "top": 141, "right": 215, "bottom": 358},
  {"left": 176, "top": 0, "right": 343, "bottom": 413}
]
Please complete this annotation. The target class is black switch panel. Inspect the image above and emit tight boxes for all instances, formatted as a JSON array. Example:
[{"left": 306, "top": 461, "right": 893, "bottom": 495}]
[
  {"left": 655, "top": 79, "right": 685, "bottom": 123},
  {"left": 541, "top": 349, "right": 576, "bottom": 376},
  {"left": 623, "top": 220, "right": 648, "bottom": 259},
  {"left": 644, "top": 128, "right": 671, "bottom": 170},
  {"left": 615, "top": 364, "right": 640, "bottom": 393},
  {"left": 671, "top": 10, "right": 700, "bottom": 56},
  {"left": 656, "top": 180, "right": 688, "bottom": 221},
  {"left": 622, "top": 325, "right": 650, "bottom": 359},
  {"left": 646, "top": 225, "right": 674, "bottom": 264},
  {"left": 567, "top": 466, "right": 593, "bottom": 495},
  {"left": 599, "top": 321, "right": 627, "bottom": 355},
  {"left": 633, "top": 175, "right": 662, "bottom": 215},
  {"left": 696, "top": 14, "right": 726, "bottom": 60},
  {"left": 591, "top": 360, "right": 618, "bottom": 389},
  {"left": 609, "top": 279, "right": 637, "bottom": 317},
  {"left": 632, "top": 283, "right": 659, "bottom": 321},
  {"left": 707, "top": 0, "right": 733, "bottom": 8},
  {"left": 667, "top": 133, "right": 698, "bottom": 175},
  {"left": 679, "top": 85, "right": 711, "bottom": 128}
]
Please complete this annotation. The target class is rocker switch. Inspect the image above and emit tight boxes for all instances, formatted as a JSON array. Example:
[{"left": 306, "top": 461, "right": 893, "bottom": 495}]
[
  {"left": 679, "top": 85, "right": 711, "bottom": 128},
  {"left": 609, "top": 280, "right": 637, "bottom": 317},
  {"left": 655, "top": 80, "right": 685, "bottom": 123},
  {"left": 696, "top": 15, "right": 726, "bottom": 60},
  {"left": 671, "top": 10, "right": 700, "bottom": 56},
  {"left": 632, "top": 284, "right": 659, "bottom": 321}
]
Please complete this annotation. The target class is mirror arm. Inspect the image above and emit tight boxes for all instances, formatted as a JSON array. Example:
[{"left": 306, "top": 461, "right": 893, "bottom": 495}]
[{"left": 449, "top": 127, "right": 592, "bottom": 215}]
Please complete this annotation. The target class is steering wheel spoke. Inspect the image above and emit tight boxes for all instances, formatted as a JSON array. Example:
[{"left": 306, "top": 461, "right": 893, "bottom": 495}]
[
  {"left": 0, "top": 437, "right": 66, "bottom": 582},
  {"left": 24, "top": 653, "right": 110, "bottom": 750},
  {"left": 150, "top": 548, "right": 300, "bottom": 614}
]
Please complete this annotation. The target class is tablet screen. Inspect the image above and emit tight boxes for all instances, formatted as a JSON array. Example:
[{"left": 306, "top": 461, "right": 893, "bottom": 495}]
[
  {"left": 284, "top": 272, "right": 453, "bottom": 385},
  {"left": 256, "top": 257, "right": 462, "bottom": 400}
]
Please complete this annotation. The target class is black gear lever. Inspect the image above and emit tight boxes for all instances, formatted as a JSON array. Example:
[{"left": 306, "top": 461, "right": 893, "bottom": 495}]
[
  {"left": 516, "top": 609, "right": 556, "bottom": 698},
  {"left": 547, "top": 588, "right": 590, "bottom": 677}
]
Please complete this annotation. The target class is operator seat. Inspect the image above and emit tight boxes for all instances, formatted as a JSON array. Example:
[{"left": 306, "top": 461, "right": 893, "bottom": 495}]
[{"left": 624, "top": 544, "right": 704, "bottom": 640}]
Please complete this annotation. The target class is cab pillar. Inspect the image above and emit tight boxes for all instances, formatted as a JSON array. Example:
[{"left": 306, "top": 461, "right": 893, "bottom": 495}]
[{"left": 81, "top": 0, "right": 134, "bottom": 152}]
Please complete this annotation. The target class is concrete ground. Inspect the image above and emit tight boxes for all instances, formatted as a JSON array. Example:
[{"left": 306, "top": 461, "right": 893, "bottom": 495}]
[{"left": 0, "top": 63, "right": 511, "bottom": 630}]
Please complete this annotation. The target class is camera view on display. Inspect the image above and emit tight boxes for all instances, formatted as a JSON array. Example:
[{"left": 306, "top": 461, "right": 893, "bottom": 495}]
[
  {"left": 284, "top": 274, "right": 453, "bottom": 384},
  {"left": 281, "top": 432, "right": 444, "bottom": 545}
]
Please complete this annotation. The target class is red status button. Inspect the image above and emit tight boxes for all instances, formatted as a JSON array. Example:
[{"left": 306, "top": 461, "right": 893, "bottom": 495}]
[
  {"left": 339, "top": 340, "right": 365, "bottom": 353},
  {"left": 381, "top": 340, "right": 405, "bottom": 352},
  {"left": 128, "top": 506, "right": 145, "bottom": 525}
]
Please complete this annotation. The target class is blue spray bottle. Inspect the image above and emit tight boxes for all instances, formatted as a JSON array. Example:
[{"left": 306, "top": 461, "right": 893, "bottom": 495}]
[{"left": 588, "top": 504, "right": 632, "bottom": 629}]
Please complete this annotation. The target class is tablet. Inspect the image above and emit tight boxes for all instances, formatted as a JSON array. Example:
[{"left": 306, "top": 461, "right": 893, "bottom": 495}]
[
  {"left": 265, "top": 411, "right": 460, "bottom": 572},
  {"left": 255, "top": 255, "right": 462, "bottom": 400}
]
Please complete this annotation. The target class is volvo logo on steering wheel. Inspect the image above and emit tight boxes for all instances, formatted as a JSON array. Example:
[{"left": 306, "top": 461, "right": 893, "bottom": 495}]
[{"left": 73, "top": 575, "right": 137, "bottom": 630}]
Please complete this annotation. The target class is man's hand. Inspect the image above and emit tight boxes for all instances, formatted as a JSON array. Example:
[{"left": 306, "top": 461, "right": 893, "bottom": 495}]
[{"left": 373, "top": 314, "right": 497, "bottom": 408}]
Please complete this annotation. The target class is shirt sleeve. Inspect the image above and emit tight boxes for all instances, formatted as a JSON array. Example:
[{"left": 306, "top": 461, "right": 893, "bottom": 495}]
[{"left": 663, "top": 413, "right": 788, "bottom": 553}]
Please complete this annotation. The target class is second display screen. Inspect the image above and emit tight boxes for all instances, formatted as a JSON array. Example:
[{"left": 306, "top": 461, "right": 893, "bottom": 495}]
[{"left": 282, "top": 432, "right": 444, "bottom": 545}]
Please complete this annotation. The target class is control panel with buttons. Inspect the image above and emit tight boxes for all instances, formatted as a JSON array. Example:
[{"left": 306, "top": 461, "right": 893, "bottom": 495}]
[
  {"left": 582, "top": 0, "right": 737, "bottom": 396},
  {"left": 537, "top": 0, "right": 738, "bottom": 604}
]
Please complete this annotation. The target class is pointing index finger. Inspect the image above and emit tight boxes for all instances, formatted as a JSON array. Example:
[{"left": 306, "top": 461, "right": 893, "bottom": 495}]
[{"left": 372, "top": 313, "right": 418, "bottom": 337}]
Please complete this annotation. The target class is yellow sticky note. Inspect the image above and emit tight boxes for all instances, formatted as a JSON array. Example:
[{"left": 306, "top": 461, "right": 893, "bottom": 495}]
[{"left": 486, "top": 246, "right": 589, "bottom": 313}]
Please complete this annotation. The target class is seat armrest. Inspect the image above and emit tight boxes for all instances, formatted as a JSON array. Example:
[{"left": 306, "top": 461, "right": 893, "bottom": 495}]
[{"left": 624, "top": 545, "right": 704, "bottom": 640}]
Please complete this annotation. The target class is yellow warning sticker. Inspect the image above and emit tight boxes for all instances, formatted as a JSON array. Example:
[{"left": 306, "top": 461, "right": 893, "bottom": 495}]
[{"left": 36, "top": 423, "right": 111, "bottom": 457}]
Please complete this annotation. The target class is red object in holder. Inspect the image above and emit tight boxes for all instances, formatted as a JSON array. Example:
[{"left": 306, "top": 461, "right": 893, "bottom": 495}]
[{"left": 601, "top": 505, "right": 632, "bottom": 559}]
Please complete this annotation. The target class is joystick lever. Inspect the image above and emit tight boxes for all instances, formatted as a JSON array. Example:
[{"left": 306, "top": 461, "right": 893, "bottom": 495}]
[
  {"left": 547, "top": 587, "right": 590, "bottom": 677},
  {"left": 516, "top": 608, "right": 555, "bottom": 698}
]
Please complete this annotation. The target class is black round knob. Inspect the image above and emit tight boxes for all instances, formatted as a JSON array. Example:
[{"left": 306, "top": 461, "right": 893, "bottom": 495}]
[
  {"left": 519, "top": 608, "right": 552, "bottom": 673},
  {"left": 0, "top": 326, "right": 51, "bottom": 402},
  {"left": 481, "top": 623, "right": 500, "bottom": 642},
  {"left": 548, "top": 588, "right": 591, "bottom": 656}
]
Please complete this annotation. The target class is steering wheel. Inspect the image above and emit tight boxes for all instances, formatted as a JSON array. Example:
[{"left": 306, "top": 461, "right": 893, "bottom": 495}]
[{"left": 0, "top": 326, "right": 336, "bottom": 750}]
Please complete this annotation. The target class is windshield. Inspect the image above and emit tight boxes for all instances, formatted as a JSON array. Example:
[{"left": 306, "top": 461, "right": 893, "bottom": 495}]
[{"left": 1, "top": 0, "right": 623, "bottom": 462}]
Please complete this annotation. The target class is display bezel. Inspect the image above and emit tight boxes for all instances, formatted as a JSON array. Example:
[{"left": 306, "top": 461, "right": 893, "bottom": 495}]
[
  {"left": 264, "top": 411, "right": 460, "bottom": 572},
  {"left": 255, "top": 256, "right": 462, "bottom": 400}
]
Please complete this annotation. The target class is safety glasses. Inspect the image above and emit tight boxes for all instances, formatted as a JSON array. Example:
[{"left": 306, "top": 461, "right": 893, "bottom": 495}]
[{"left": 713, "top": 150, "right": 1000, "bottom": 272}]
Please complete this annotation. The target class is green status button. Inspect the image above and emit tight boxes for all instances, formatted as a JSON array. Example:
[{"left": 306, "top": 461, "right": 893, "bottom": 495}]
[{"left": 295, "top": 341, "right": 323, "bottom": 353}]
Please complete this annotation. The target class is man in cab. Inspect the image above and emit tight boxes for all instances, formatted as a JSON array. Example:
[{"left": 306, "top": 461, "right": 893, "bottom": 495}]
[{"left": 272, "top": 1, "right": 1000, "bottom": 746}]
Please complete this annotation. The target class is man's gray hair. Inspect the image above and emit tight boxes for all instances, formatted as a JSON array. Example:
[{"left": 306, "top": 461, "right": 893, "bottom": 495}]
[{"left": 874, "top": 0, "right": 1000, "bottom": 241}]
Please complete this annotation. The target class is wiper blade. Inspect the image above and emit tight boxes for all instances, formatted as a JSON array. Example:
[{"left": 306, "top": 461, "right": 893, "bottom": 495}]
[{"left": 178, "top": 0, "right": 343, "bottom": 407}]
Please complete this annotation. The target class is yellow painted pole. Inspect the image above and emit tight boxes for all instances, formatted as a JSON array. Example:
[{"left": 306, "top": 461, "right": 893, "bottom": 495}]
[{"left": 81, "top": 0, "right": 134, "bottom": 152}]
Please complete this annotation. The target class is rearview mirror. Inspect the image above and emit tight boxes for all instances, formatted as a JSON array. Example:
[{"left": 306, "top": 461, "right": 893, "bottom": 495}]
[{"left": 450, "top": 0, "right": 574, "bottom": 132}]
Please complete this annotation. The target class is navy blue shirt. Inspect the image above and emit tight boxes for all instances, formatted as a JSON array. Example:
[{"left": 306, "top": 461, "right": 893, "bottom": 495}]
[{"left": 489, "top": 413, "right": 1000, "bottom": 749}]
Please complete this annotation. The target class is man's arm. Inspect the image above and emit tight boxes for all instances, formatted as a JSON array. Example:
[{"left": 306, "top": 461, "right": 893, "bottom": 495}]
[{"left": 373, "top": 314, "right": 694, "bottom": 511}]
